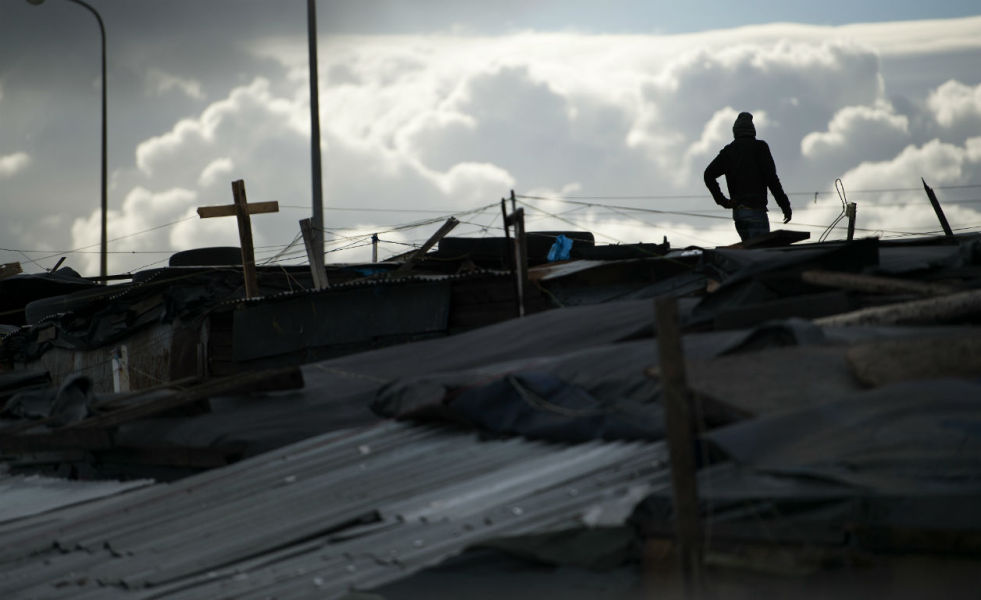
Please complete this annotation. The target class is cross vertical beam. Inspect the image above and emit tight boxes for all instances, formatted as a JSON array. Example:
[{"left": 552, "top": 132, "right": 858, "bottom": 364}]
[
  {"left": 198, "top": 180, "right": 279, "bottom": 299},
  {"left": 231, "top": 180, "right": 259, "bottom": 298}
]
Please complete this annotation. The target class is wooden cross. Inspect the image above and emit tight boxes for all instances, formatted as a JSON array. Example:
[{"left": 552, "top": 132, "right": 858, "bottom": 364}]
[{"left": 197, "top": 179, "right": 279, "bottom": 298}]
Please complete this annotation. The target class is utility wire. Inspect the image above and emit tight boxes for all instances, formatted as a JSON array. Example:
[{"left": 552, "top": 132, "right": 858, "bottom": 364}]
[{"left": 521, "top": 182, "right": 981, "bottom": 202}]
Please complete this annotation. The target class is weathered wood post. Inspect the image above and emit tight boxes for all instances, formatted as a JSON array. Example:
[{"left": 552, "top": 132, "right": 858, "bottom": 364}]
[
  {"left": 299, "top": 218, "right": 329, "bottom": 290},
  {"left": 922, "top": 178, "right": 954, "bottom": 239},
  {"left": 502, "top": 204, "right": 528, "bottom": 317},
  {"left": 845, "top": 202, "right": 857, "bottom": 241},
  {"left": 654, "top": 296, "right": 702, "bottom": 592}
]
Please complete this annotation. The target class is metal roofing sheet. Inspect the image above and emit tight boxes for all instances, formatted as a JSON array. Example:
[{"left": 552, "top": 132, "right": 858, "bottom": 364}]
[
  {"left": 0, "top": 473, "right": 150, "bottom": 523},
  {"left": 0, "top": 421, "right": 666, "bottom": 599},
  {"left": 227, "top": 267, "right": 510, "bottom": 307}
]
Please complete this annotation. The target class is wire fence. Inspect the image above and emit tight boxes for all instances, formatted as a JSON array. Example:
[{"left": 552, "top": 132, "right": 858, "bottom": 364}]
[{"left": 4, "top": 182, "right": 981, "bottom": 276}]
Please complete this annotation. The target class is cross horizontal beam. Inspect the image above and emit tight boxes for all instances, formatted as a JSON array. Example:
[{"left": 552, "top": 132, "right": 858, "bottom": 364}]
[{"left": 197, "top": 201, "right": 280, "bottom": 219}]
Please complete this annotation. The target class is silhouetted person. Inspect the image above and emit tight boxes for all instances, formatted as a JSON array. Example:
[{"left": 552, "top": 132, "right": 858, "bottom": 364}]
[{"left": 704, "top": 112, "right": 792, "bottom": 241}]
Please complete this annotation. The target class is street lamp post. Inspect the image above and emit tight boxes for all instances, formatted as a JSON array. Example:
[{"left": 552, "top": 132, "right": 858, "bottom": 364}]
[
  {"left": 307, "top": 0, "right": 325, "bottom": 276},
  {"left": 28, "top": 0, "right": 108, "bottom": 283}
]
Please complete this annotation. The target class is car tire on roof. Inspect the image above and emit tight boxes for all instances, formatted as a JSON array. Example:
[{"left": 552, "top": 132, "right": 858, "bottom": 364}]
[
  {"left": 169, "top": 247, "right": 242, "bottom": 267},
  {"left": 24, "top": 286, "right": 120, "bottom": 324}
]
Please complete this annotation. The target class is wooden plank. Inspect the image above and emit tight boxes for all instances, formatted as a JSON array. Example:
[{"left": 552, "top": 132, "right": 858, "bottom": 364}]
[
  {"left": 729, "top": 229, "right": 810, "bottom": 249},
  {"left": 653, "top": 296, "right": 702, "bottom": 589},
  {"left": 847, "top": 334, "right": 981, "bottom": 387},
  {"left": 231, "top": 179, "right": 259, "bottom": 299},
  {"left": 714, "top": 291, "right": 853, "bottom": 330},
  {"left": 0, "top": 262, "right": 22, "bottom": 280},
  {"left": 299, "top": 218, "right": 329, "bottom": 289},
  {"left": 196, "top": 201, "right": 280, "bottom": 219},
  {"left": 98, "top": 445, "right": 243, "bottom": 468},
  {"left": 501, "top": 198, "right": 519, "bottom": 316},
  {"left": 814, "top": 288, "right": 981, "bottom": 327},
  {"left": 922, "top": 178, "right": 954, "bottom": 238},
  {"left": 0, "top": 429, "right": 113, "bottom": 452},
  {"left": 514, "top": 208, "right": 528, "bottom": 317},
  {"left": 802, "top": 269, "right": 959, "bottom": 297},
  {"left": 392, "top": 217, "right": 459, "bottom": 275},
  {"left": 64, "top": 367, "right": 303, "bottom": 430},
  {"left": 4, "top": 450, "right": 90, "bottom": 466},
  {"left": 111, "top": 345, "right": 130, "bottom": 393}
]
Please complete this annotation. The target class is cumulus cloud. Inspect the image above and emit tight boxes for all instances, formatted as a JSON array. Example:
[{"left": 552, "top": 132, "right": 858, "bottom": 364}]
[
  {"left": 146, "top": 68, "right": 206, "bottom": 100},
  {"left": 0, "top": 152, "right": 31, "bottom": 179},
  {"left": 928, "top": 80, "right": 981, "bottom": 134},
  {"left": 198, "top": 157, "right": 235, "bottom": 188},
  {"left": 70, "top": 187, "right": 200, "bottom": 275},
  {"left": 841, "top": 138, "right": 981, "bottom": 190},
  {"left": 135, "top": 77, "right": 307, "bottom": 179},
  {"left": 630, "top": 41, "right": 883, "bottom": 173},
  {"left": 54, "top": 19, "right": 981, "bottom": 275},
  {"left": 831, "top": 137, "right": 981, "bottom": 239},
  {"left": 801, "top": 103, "right": 910, "bottom": 176}
]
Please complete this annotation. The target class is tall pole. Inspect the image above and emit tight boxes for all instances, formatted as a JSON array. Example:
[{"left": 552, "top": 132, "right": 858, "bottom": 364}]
[
  {"left": 92, "top": 0, "right": 107, "bottom": 283},
  {"left": 28, "top": 0, "right": 107, "bottom": 282},
  {"left": 307, "top": 0, "right": 325, "bottom": 274}
]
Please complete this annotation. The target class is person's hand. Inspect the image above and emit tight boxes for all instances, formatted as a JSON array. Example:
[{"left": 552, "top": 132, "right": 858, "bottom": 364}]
[
  {"left": 717, "top": 196, "right": 734, "bottom": 209},
  {"left": 782, "top": 207, "right": 792, "bottom": 224}
]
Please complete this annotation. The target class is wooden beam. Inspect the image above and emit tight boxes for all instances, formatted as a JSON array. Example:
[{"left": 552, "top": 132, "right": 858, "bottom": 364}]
[
  {"left": 0, "top": 262, "right": 22, "bottom": 280},
  {"left": 512, "top": 208, "right": 528, "bottom": 317},
  {"left": 653, "top": 296, "right": 702, "bottom": 590},
  {"left": 847, "top": 334, "right": 981, "bottom": 388},
  {"left": 64, "top": 367, "right": 302, "bottom": 431},
  {"left": 299, "top": 218, "right": 329, "bottom": 290},
  {"left": 111, "top": 345, "right": 130, "bottom": 393},
  {"left": 196, "top": 201, "right": 279, "bottom": 219},
  {"left": 728, "top": 229, "right": 810, "bottom": 249},
  {"left": 232, "top": 180, "right": 259, "bottom": 298},
  {"left": 815, "top": 288, "right": 981, "bottom": 327},
  {"left": 0, "top": 428, "right": 113, "bottom": 452},
  {"left": 392, "top": 217, "right": 459, "bottom": 275},
  {"left": 98, "top": 445, "right": 243, "bottom": 468},
  {"left": 801, "top": 269, "right": 959, "bottom": 297},
  {"left": 922, "top": 178, "right": 955, "bottom": 238},
  {"left": 845, "top": 202, "right": 857, "bottom": 241}
]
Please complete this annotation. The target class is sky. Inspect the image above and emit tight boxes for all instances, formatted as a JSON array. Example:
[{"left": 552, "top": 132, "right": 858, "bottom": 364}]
[{"left": 1, "top": 0, "right": 981, "bottom": 276}]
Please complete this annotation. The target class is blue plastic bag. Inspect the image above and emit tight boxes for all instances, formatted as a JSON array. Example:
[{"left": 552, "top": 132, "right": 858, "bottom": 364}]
[{"left": 547, "top": 234, "right": 573, "bottom": 261}]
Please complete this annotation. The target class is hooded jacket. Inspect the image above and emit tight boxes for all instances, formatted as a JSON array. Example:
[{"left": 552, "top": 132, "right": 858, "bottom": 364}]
[{"left": 704, "top": 116, "right": 791, "bottom": 214}]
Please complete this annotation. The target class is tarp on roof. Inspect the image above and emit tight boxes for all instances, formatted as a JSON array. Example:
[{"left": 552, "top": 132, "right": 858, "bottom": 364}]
[
  {"left": 0, "top": 267, "right": 98, "bottom": 327},
  {"left": 116, "top": 298, "right": 672, "bottom": 453},
  {"left": 706, "top": 378, "right": 981, "bottom": 493},
  {"left": 633, "top": 378, "right": 981, "bottom": 550}
]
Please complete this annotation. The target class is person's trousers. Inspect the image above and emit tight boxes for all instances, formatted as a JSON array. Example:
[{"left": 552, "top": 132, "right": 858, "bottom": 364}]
[{"left": 733, "top": 206, "right": 770, "bottom": 241}]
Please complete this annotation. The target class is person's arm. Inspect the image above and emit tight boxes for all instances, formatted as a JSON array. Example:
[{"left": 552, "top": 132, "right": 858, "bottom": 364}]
[
  {"left": 703, "top": 152, "right": 732, "bottom": 208},
  {"left": 760, "top": 141, "right": 792, "bottom": 223}
]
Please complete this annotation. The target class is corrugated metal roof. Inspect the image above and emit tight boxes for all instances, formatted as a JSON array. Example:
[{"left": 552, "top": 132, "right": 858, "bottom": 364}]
[
  {"left": 0, "top": 421, "right": 667, "bottom": 599},
  {"left": 0, "top": 473, "right": 151, "bottom": 523},
  {"left": 229, "top": 267, "right": 511, "bottom": 307}
]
